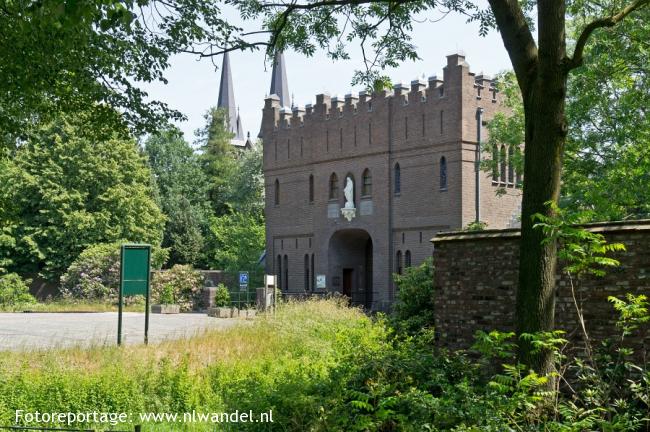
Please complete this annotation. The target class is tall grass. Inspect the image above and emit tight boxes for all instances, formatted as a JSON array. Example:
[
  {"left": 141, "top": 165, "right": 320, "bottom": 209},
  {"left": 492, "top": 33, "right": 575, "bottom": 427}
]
[{"left": 0, "top": 299, "right": 387, "bottom": 430}]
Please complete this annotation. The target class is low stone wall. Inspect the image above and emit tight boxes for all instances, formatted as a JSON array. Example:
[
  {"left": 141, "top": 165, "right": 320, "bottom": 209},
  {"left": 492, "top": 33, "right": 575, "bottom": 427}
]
[{"left": 431, "top": 220, "right": 650, "bottom": 353}]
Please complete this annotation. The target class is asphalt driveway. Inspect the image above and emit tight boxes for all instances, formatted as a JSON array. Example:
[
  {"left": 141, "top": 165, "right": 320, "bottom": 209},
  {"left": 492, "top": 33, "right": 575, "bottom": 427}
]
[{"left": 0, "top": 312, "right": 240, "bottom": 351}]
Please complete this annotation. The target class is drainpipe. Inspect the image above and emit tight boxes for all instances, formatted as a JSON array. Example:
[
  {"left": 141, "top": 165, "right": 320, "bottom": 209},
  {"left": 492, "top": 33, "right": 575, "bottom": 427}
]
[{"left": 475, "top": 107, "right": 484, "bottom": 224}]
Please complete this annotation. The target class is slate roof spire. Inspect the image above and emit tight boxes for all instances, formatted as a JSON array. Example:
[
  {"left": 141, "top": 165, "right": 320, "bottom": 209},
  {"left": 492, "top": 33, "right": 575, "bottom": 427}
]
[
  {"left": 217, "top": 51, "right": 245, "bottom": 143},
  {"left": 269, "top": 51, "right": 290, "bottom": 109}
]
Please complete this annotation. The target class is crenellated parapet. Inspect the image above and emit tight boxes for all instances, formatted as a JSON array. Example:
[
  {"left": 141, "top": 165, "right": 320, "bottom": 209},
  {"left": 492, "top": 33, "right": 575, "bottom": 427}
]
[{"left": 261, "top": 52, "right": 502, "bottom": 165}]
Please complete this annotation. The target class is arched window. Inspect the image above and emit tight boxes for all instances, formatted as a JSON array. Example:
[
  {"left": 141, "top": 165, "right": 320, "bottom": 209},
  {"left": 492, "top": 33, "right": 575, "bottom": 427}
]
[
  {"left": 283, "top": 255, "right": 289, "bottom": 291},
  {"left": 362, "top": 169, "right": 372, "bottom": 197},
  {"left": 492, "top": 144, "right": 499, "bottom": 183},
  {"left": 440, "top": 157, "right": 447, "bottom": 190},
  {"left": 274, "top": 179, "right": 280, "bottom": 205},
  {"left": 308, "top": 175, "right": 314, "bottom": 203},
  {"left": 394, "top": 163, "right": 401, "bottom": 195},
  {"left": 304, "top": 254, "right": 310, "bottom": 291},
  {"left": 500, "top": 145, "right": 507, "bottom": 184},
  {"left": 276, "top": 255, "right": 282, "bottom": 290},
  {"left": 405, "top": 250, "right": 412, "bottom": 268},
  {"left": 396, "top": 250, "right": 403, "bottom": 275},
  {"left": 329, "top": 173, "right": 339, "bottom": 200},
  {"left": 508, "top": 146, "right": 515, "bottom": 184}
]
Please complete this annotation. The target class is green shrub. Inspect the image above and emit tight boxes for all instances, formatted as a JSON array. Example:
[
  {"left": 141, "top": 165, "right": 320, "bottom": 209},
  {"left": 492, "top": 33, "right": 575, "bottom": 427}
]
[
  {"left": 0, "top": 273, "right": 35, "bottom": 305},
  {"left": 159, "top": 284, "right": 175, "bottom": 305},
  {"left": 60, "top": 242, "right": 168, "bottom": 301},
  {"left": 214, "top": 283, "right": 230, "bottom": 307},
  {"left": 391, "top": 257, "right": 435, "bottom": 334},
  {"left": 151, "top": 264, "right": 203, "bottom": 311}
]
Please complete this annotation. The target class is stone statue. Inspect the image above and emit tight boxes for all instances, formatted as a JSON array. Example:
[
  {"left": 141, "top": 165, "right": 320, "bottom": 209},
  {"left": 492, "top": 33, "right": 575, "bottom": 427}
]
[{"left": 343, "top": 177, "right": 354, "bottom": 209}]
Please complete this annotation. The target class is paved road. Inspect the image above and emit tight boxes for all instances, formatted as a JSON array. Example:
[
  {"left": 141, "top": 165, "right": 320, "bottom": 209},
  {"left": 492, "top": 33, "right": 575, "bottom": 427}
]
[{"left": 0, "top": 312, "right": 240, "bottom": 351}]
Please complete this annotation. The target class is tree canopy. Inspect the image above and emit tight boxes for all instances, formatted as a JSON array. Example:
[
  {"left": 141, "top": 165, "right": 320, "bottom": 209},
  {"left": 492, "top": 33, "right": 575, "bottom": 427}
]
[{"left": 0, "top": 116, "right": 165, "bottom": 281}]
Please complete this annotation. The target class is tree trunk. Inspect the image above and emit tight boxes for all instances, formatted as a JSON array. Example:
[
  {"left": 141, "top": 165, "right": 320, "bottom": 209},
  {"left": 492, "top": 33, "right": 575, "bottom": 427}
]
[{"left": 515, "top": 2, "right": 568, "bottom": 374}]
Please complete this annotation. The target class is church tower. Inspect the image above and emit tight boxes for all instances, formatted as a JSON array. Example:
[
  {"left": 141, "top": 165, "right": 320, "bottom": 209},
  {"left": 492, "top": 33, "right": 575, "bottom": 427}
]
[
  {"left": 217, "top": 51, "right": 249, "bottom": 147},
  {"left": 269, "top": 51, "right": 290, "bottom": 108}
]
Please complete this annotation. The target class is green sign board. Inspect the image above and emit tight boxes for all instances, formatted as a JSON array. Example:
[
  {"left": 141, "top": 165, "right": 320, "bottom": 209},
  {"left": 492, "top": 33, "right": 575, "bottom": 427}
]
[
  {"left": 121, "top": 245, "right": 151, "bottom": 296},
  {"left": 118, "top": 244, "right": 152, "bottom": 345}
]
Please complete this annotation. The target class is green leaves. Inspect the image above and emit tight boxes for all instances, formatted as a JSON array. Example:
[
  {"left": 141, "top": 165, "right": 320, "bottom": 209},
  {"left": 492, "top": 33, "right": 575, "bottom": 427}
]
[{"left": 0, "top": 115, "right": 165, "bottom": 282}]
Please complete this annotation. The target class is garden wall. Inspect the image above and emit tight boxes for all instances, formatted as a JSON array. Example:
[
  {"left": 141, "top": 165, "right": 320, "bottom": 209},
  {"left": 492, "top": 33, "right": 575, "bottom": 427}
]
[{"left": 431, "top": 220, "right": 650, "bottom": 352}]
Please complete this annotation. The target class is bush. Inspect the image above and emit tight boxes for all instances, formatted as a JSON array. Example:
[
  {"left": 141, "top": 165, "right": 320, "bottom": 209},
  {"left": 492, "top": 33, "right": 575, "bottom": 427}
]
[
  {"left": 151, "top": 265, "right": 203, "bottom": 311},
  {"left": 391, "top": 257, "right": 435, "bottom": 334},
  {"left": 60, "top": 242, "right": 169, "bottom": 301},
  {"left": 0, "top": 273, "right": 35, "bottom": 305},
  {"left": 214, "top": 283, "right": 230, "bottom": 307}
]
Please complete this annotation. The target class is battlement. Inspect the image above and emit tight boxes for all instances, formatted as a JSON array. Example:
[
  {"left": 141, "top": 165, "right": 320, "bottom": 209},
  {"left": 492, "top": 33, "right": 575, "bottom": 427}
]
[{"left": 262, "top": 53, "right": 499, "bottom": 134}]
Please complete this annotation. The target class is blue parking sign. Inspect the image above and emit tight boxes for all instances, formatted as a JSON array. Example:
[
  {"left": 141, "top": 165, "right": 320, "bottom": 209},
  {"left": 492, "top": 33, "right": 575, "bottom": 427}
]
[{"left": 239, "top": 271, "right": 249, "bottom": 289}]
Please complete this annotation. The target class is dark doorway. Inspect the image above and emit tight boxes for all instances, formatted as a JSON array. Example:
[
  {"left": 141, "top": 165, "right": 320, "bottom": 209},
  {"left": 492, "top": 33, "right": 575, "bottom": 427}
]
[
  {"left": 328, "top": 229, "right": 374, "bottom": 310},
  {"left": 343, "top": 268, "right": 353, "bottom": 298}
]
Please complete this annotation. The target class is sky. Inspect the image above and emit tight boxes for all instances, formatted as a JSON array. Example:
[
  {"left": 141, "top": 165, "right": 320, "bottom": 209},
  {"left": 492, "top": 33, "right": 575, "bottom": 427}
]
[{"left": 141, "top": 6, "right": 514, "bottom": 143}]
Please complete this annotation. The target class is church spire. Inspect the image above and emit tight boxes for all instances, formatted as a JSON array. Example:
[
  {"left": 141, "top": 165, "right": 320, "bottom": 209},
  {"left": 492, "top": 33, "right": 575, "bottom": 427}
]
[
  {"left": 269, "top": 51, "right": 290, "bottom": 109},
  {"left": 217, "top": 51, "right": 245, "bottom": 143}
]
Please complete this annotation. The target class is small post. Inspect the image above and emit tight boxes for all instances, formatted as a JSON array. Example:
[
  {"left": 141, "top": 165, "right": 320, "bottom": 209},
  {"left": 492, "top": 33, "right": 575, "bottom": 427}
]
[
  {"left": 118, "top": 247, "right": 124, "bottom": 346},
  {"left": 144, "top": 245, "right": 151, "bottom": 345}
]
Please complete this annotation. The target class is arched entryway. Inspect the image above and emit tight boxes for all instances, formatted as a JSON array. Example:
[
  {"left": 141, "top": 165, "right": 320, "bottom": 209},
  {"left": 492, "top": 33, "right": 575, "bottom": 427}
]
[{"left": 328, "top": 229, "right": 373, "bottom": 309}]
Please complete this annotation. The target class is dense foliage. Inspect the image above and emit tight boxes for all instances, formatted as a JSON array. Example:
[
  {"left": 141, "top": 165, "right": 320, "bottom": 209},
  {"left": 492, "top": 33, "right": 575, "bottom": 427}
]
[
  {"left": 208, "top": 213, "right": 265, "bottom": 289},
  {"left": 144, "top": 129, "right": 211, "bottom": 266},
  {"left": 0, "top": 118, "right": 165, "bottom": 282},
  {"left": 61, "top": 242, "right": 168, "bottom": 301},
  {"left": 0, "top": 273, "right": 35, "bottom": 306},
  {"left": 391, "top": 258, "right": 435, "bottom": 334},
  {"left": 0, "top": 298, "right": 647, "bottom": 431},
  {"left": 151, "top": 265, "right": 203, "bottom": 311}
]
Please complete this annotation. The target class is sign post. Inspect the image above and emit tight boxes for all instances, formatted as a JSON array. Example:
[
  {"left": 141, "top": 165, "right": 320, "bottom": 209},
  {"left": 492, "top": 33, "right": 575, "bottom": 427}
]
[{"left": 119, "top": 244, "right": 152, "bottom": 346}]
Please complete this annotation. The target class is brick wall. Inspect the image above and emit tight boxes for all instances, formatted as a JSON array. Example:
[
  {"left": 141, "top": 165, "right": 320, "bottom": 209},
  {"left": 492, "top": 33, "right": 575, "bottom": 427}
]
[{"left": 432, "top": 221, "right": 650, "bottom": 352}]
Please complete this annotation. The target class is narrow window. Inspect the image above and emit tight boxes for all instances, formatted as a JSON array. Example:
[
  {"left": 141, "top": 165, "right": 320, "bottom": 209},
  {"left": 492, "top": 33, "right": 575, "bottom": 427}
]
[
  {"left": 277, "top": 255, "right": 282, "bottom": 290},
  {"left": 283, "top": 255, "right": 288, "bottom": 291},
  {"left": 492, "top": 144, "right": 499, "bottom": 183},
  {"left": 304, "top": 254, "right": 310, "bottom": 291},
  {"left": 368, "top": 122, "right": 372, "bottom": 146},
  {"left": 308, "top": 175, "right": 314, "bottom": 203},
  {"left": 508, "top": 146, "right": 515, "bottom": 184},
  {"left": 500, "top": 145, "right": 507, "bottom": 183},
  {"left": 405, "top": 250, "right": 412, "bottom": 268},
  {"left": 402, "top": 232, "right": 405, "bottom": 244},
  {"left": 440, "top": 156, "right": 447, "bottom": 190},
  {"left": 300, "top": 137, "right": 304, "bottom": 157},
  {"left": 396, "top": 251, "right": 403, "bottom": 275},
  {"left": 274, "top": 140, "right": 278, "bottom": 160},
  {"left": 274, "top": 179, "right": 280, "bottom": 205},
  {"left": 295, "top": 238, "right": 298, "bottom": 248},
  {"left": 287, "top": 139, "right": 290, "bottom": 159},
  {"left": 405, "top": 116, "right": 408, "bottom": 140},
  {"left": 419, "top": 232, "right": 423, "bottom": 243},
  {"left": 422, "top": 113, "right": 425, "bottom": 136},
  {"left": 340, "top": 128, "right": 343, "bottom": 150},
  {"left": 440, "top": 110, "right": 444, "bottom": 134},
  {"left": 394, "top": 163, "right": 401, "bottom": 195},
  {"left": 354, "top": 125, "right": 357, "bottom": 146},
  {"left": 311, "top": 254, "right": 315, "bottom": 290},
  {"left": 515, "top": 147, "right": 523, "bottom": 187},
  {"left": 362, "top": 169, "right": 372, "bottom": 197},
  {"left": 329, "top": 173, "right": 339, "bottom": 200},
  {"left": 326, "top": 130, "right": 329, "bottom": 152}
]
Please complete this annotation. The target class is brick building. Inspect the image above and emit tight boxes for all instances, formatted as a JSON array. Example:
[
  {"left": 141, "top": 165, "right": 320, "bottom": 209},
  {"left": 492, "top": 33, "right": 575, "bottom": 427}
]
[{"left": 261, "top": 53, "right": 521, "bottom": 311}]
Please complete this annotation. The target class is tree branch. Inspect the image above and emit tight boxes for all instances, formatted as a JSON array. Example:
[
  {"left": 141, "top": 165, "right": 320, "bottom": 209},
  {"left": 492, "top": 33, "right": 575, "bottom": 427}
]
[
  {"left": 566, "top": 0, "right": 650, "bottom": 70},
  {"left": 487, "top": 0, "right": 538, "bottom": 98}
]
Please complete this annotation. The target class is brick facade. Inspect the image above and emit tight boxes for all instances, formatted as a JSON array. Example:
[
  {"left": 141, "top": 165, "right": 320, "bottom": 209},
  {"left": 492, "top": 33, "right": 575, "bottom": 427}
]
[
  {"left": 262, "top": 53, "right": 522, "bottom": 310},
  {"left": 432, "top": 221, "right": 650, "bottom": 351}
]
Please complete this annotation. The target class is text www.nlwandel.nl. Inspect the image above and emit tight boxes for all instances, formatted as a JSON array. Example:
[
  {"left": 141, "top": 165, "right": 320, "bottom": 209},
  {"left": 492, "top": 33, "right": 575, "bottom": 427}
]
[{"left": 15, "top": 409, "right": 274, "bottom": 426}]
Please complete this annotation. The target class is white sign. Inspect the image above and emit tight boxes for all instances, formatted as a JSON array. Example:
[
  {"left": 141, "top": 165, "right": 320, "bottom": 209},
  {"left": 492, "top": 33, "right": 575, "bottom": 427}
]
[
  {"left": 316, "top": 275, "right": 326, "bottom": 289},
  {"left": 265, "top": 274, "right": 276, "bottom": 288}
]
